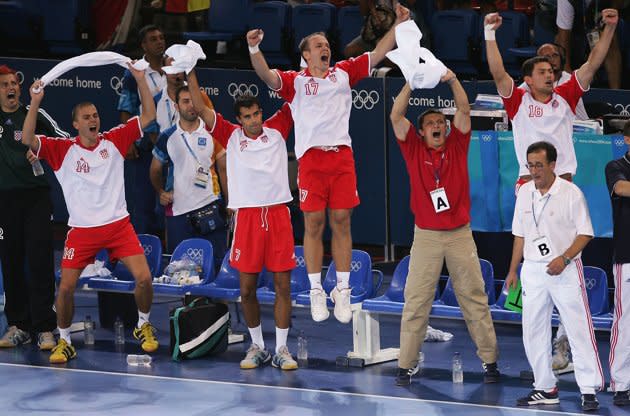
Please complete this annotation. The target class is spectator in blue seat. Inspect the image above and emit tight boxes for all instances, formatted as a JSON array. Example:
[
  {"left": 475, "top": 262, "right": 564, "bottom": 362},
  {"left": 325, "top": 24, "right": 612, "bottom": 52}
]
[
  {"left": 605, "top": 120, "right": 630, "bottom": 407},
  {"left": 390, "top": 68, "right": 500, "bottom": 386}
]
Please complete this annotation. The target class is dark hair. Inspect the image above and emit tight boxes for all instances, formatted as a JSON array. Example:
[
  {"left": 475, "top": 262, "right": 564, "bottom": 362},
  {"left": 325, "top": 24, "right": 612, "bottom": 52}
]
[
  {"left": 233, "top": 94, "right": 261, "bottom": 117},
  {"left": 298, "top": 32, "right": 327, "bottom": 56},
  {"left": 522, "top": 56, "right": 551, "bottom": 77},
  {"left": 175, "top": 85, "right": 190, "bottom": 104},
  {"left": 71, "top": 102, "right": 96, "bottom": 121},
  {"left": 537, "top": 43, "right": 566, "bottom": 69},
  {"left": 526, "top": 141, "right": 557, "bottom": 163},
  {"left": 0, "top": 64, "right": 16, "bottom": 75},
  {"left": 624, "top": 119, "right": 630, "bottom": 137},
  {"left": 417, "top": 109, "right": 445, "bottom": 128},
  {"left": 139, "top": 25, "right": 163, "bottom": 43}
]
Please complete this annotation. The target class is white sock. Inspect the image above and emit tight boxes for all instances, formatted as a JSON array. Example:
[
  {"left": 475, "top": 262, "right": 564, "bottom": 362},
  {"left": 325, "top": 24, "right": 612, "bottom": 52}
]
[
  {"left": 336, "top": 271, "right": 350, "bottom": 290},
  {"left": 248, "top": 324, "right": 265, "bottom": 349},
  {"left": 275, "top": 327, "right": 289, "bottom": 353},
  {"left": 58, "top": 327, "right": 72, "bottom": 344},
  {"left": 137, "top": 311, "right": 150, "bottom": 328},
  {"left": 308, "top": 273, "right": 323, "bottom": 291}
]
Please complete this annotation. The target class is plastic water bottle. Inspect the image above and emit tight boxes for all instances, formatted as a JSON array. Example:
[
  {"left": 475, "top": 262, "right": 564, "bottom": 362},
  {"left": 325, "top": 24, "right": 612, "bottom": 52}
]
[
  {"left": 417, "top": 351, "right": 424, "bottom": 375},
  {"left": 32, "top": 160, "right": 45, "bottom": 176},
  {"left": 297, "top": 330, "right": 308, "bottom": 365},
  {"left": 83, "top": 315, "right": 95, "bottom": 345},
  {"left": 114, "top": 316, "right": 125, "bottom": 345},
  {"left": 452, "top": 352, "right": 463, "bottom": 383},
  {"left": 126, "top": 354, "right": 152, "bottom": 366}
]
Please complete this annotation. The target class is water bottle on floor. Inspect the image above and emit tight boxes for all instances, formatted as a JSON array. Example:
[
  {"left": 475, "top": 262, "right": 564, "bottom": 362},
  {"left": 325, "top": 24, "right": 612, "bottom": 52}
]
[
  {"left": 84, "top": 315, "right": 95, "bottom": 345},
  {"left": 297, "top": 330, "right": 308, "bottom": 366},
  {"left": 452, "top": 352, "right": 463, "bottom": 383},
  {"left": 127, "top": 354, "right": 152, "bottom": 366},
  {"left": 114, "top": 316, "right": 125, "bottom": 345}
]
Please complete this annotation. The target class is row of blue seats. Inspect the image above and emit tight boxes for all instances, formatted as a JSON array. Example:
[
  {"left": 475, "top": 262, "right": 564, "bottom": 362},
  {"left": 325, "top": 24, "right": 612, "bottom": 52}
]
[{"left": 74, "top": 234, "right": 614, "bottom": 330}]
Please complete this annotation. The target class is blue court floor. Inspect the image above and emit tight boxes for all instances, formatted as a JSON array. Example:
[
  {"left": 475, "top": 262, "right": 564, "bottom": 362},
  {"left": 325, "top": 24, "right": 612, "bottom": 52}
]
[{"left": 0, "top": 289, "right": 626, "bottom": 415}]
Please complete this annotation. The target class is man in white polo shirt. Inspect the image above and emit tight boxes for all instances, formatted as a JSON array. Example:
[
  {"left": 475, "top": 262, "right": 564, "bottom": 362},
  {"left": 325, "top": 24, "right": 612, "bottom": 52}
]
[
  {"left": 246, "top": 3, "right": 410, "bottom": 324},
  {"left": 506, "top": 141, "right": 604, "bottom": 411},
  {"left": 21, "top": 64, "right": 159, "bottom": 364},
  {"left": 485, "top": 9, "right": 618, "bottom": 186},
  {"left": 186, "top": 69, "right": 298, "bottom": 371},
  {"left": 150, "top": 85, "right": 227, "bottom": 267}
]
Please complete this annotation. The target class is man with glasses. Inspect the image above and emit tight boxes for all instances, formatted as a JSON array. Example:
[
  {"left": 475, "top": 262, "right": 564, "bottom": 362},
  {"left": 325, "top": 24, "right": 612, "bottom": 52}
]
[
  {"left": 506, "top": 141, "right": 603, "bottom": 411},
  {"left": 390, "top": 69, "right": 499, "bottom": 386}
]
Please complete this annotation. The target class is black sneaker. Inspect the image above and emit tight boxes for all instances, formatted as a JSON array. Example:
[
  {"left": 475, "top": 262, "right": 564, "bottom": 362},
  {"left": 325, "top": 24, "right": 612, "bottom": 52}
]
[
  {"left": 516, "top": 388, "right": 560, "bottom": 406},
  {"left": 581, "top": 394, "right": 599, "bottom": 411},
  {"left": 613, "top": 390, "right": 630, "bottom": 407},
  {"left": 482, "top": 362, "right": 500, "bottom": 383},
  {"left": 395, "top": 366, "right": 419, "bottom": 386}
]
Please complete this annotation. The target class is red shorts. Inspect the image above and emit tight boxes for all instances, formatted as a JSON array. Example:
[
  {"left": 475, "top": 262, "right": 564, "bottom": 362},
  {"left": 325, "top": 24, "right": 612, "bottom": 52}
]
[
  {"left": 62, "top": 216, "right": 144, "bottom": 269},
  {"left": 230, "top": 205, "right": 295, "bottom": 273},
  {"left": 297, "top": 145, "right": 360, "bottom": 211}
]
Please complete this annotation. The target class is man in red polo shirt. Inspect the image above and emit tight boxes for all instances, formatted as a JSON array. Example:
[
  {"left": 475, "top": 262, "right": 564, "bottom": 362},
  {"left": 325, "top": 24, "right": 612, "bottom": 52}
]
[{"left": 389, "top": 69, "right": 499, "bottom": 386}]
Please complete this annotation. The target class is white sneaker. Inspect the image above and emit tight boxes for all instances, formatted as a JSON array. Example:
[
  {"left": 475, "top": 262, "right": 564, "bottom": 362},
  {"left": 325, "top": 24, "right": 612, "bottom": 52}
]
[
  {"left": 309, "top": 289, "right": 329, "bottom": 322},
  {"left": 330, "top": 286, "right": 352, "bottom": 324}
]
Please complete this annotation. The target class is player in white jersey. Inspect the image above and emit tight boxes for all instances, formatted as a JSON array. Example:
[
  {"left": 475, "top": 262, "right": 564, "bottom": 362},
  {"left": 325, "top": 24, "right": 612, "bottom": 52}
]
[
  {"left": 506, "top": 142, "right": 604, "bottom": 411},
  {"left": 485, "top": 9, "right": 618, "bottom": 184},
  {"left": 247, "top": 3, "right": 410, "bottom": 324},
  {"left": 186, "top": 69, "right": 298, "bottom": 370},
  {"left": 21, "top": 64, "right": 159, "bottom": 364}
]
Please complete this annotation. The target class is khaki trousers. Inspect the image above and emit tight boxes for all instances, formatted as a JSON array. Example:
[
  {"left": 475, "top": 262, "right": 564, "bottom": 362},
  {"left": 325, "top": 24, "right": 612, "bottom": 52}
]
[{"left": 398, "top": 224, "right": 499, "bottom": 369}]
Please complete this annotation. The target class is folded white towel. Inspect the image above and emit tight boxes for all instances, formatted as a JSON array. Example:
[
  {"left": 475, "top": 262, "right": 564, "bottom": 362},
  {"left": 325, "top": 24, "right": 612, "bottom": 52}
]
[
  {"left": 39, "top": 51, "right": 148, "bottom": 88},
  {"left": 162, "top": 40, "right": 206, "bottom": 74},
  {"left": 386, "top": 20, "right": 447, "bottom": 90}
]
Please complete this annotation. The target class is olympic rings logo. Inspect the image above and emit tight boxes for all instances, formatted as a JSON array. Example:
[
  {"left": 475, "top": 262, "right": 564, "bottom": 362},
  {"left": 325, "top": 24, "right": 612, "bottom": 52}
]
[
  {"left": 481, "top": 134, "right": 493, "bottom": 142},
  {"left": 296, "top": 255, "right": 305, "bottom": 268},
  {"left": 614, "top": 104, "right": 630, "bottom": 116},
  {"left": 110, "top": 76, "right": 124, "bottom": 96},
  {"left": 350, "top": 260, "right": 362, "bottom": 272},
  {"left": 584, "top": 277, "right": 596, "bottom": 290},
  {"left": 614, "top": 137, "right": 625, "bottom": 147},
  {"left": 186, "top": 248, "right": 204, "bottom": 264},
  {"left": 227, "top": 83, "right": 259, "bottom": 99},
  {"left": 143, "top": 245, "right": 153, "bottom": 256},
  {"left": 16, "top": 71, "right": 24, "bottom": 85},
  {"left": 351, "top": 89, "right": 380, "bottom": 110}
]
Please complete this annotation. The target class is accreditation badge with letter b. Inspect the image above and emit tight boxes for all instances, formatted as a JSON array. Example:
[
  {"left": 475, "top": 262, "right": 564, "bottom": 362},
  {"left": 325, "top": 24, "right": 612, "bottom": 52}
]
[
  {"left": 532, "top": 235, "right": 553, "bottom": 260},
  {"left": 430, "top": 187, "right": 450, "bottom": 213}
]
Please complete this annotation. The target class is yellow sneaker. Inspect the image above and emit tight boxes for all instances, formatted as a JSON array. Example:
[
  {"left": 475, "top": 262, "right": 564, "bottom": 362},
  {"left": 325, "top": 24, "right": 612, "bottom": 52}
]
[
  {"left": 133, "top": 322, "right": 158, "bottom": 353},
  {"left": 49, "top": 339, "right": 76, "bottom": 364}
]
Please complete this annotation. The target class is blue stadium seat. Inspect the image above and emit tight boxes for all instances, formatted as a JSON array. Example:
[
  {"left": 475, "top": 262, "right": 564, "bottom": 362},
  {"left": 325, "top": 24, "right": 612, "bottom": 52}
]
[
  {"left": 430, "top": 10, "right": 480, "bottom": 76},
  {"left": 295, "top": 249, "right": 383, "bottom": 308},
  {"left": 152, "top": 238, "right": 215, "bottom": 296},
  {"left": 189, "top": 251, "right": 266, "bottom": 301},
  {"left": 42, "top": 0, "right": 90, "bottom": 55},
  {"left": 248, "top": 1, "right": 292, "bottom": 66},
  {"left": 489, "top": 266, "right": 522, "bottom": 323},
  {"left": 292, "top": 3, "right": 337, "bottom": 54},
  {"left": 582, "top": 265, "right": 610, "bottom": 316},
  {"left": 256, "top": 246, "right": 310, "bottom": 304},
  {"left": 184, "top": 0, "right": 252, "bottom": 42},
  {"left": 509, "top": 12, "right": 556, "bottom": 60},
  {"left": 87, "top": 234, "right": 162, "bottom": 292},
  {"left": 0, "top": 0, "right": 43, "bottom": 49},
  {"left": 336, "top": 6, "right": 362, "bottom": 57},
  {"left": 480, "top": 11, "right": 529, "bottom": 76},
  {"left": 431, "top": 258, "right": 496, "bottom": 318}
]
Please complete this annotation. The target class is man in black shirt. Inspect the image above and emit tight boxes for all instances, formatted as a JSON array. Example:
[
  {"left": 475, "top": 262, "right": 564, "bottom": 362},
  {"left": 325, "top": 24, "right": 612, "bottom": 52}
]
[
  {"left": 605, "top": 120, "right": 630, "bottom": 407},
  {"left": 0, "top": 64, "right": 68, "bottom": 350}
]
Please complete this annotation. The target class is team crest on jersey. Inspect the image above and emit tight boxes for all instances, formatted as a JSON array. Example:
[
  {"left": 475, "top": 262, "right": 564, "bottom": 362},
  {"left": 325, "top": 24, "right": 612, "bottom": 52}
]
[
  {"left": 260, "top": 134, "right": 268, "bottom": 143},
  {"left": 198, "top": 137, "right": 207, "bottom": 146},
  {"left": 14, "top": 130, "right": 22, "bottom": 142},
  {"left": 99, "top": 149, "right": 109, "bottom": 159},
  {"left": 329, "top": 73, "right": 337, "bottom": 83},
  {"left": 551, "top": 99, "right": 559, "bottom": 108},
  {"left": 76, "top": 157, "right": 90, "bottom": 173},
  {"left": 299, "top": 189, "right": 308, "bottom": 202},
  {"left": 239, "top": 139, "right": 248, "bottom": 152}
]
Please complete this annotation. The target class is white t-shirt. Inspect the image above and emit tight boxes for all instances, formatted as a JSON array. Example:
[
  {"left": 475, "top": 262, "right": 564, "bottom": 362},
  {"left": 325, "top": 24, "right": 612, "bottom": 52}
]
[
  {"left": 37, "top": 117, "right": 142, "bottom": 227},
  {"left": 273, "top": 53, "right": 370, "bottom": 159},
  {"left": 512, "top": 177, "right": 593, "bottom": 262},
  {"left": 501, "top": 72, "right": 587, "bottom": 177},
  {"left": 519, "top": 71, "right": 588, "bottom": 121},
  {"left": 210, "top": 104, "right": 293, "bottom": 209},
  {"left": 153, "top": 119, "right": 225, "bottom": 216}
]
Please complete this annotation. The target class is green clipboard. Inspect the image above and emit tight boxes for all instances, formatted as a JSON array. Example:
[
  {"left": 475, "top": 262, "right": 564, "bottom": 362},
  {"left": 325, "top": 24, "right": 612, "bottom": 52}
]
[{"left": 504, "top": 279, "right": 523, "bottom": 313}]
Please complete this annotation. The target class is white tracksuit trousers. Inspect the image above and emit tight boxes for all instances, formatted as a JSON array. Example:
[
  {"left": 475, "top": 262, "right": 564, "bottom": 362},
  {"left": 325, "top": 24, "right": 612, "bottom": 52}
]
[{"left": 610, "top": 263, "right": 630, "bottom": 392}]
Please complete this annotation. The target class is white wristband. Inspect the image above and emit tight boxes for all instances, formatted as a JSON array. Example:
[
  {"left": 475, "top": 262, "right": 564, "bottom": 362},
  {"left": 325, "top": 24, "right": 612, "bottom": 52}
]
[
  {"left": 484, "top": 24, "right": 496, "bottom": 41},
  {"left": 248, "top": 44, "right": 260, "bottom": 55}
]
